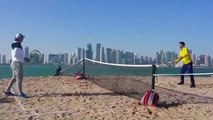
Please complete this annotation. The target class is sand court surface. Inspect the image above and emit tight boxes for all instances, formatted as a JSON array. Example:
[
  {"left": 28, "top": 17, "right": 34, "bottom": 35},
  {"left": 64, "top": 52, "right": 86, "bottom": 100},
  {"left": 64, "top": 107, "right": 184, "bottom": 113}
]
[{"left": 0, "top": 76, "right": 213, "bottom": 120}]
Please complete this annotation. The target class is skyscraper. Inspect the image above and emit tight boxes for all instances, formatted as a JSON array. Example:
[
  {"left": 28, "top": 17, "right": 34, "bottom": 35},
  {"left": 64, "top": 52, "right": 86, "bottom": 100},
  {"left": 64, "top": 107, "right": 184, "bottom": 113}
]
[
  {"left": 124, "top": 52, "right": 134, "bottom": 64},
  {"left": 160, "top": 50, "right": 165, "bottom": 64},
  {"left": 64, "top": 53, "right": 69, "bottom": 64},
  {"left": 25, "top": 46, "right": 30, "bottom": 58},
  {"left": 134, "top": 53, "right": 139, "bottom": 64},
  {"left": 70, "top": 53, "right": 75, "bottom": 64},
  {"left": 82, "top": 48, "right": 85, "bottom": 59},
  {"left": 110, "top": 49, "right": 116, "bottom": 63},
  {"left": 116, "top": 50, "right": 122, "bottom": 64},
  {"left": 165, "top": 51, "right": 176, "bottom": 64},
  {"left": 2, "top": 54, "right": 6, "bottom": 64},
  {"left": 86, "top": 44, "right": 93, "bottom": 59},
  {"left": 192, "top": 54, "right": 196, "bottom": 66},
  {"left": 211, "top": 58, "right": 213, "bottom": 67},
  {"left": 140, "top": 56, "right": 145, "bottom": 64},
  {"left": 205, "top": 54, "right": 210, "bottom": 67},
  {"left": 100, "top": 47, "right": 105, "bottom": 62},
  {"left": 155, "top": 52, "right": 160, "bottom": 64},
  {"left": 198, "top": 55, "right": 205, "bottom": 65},
  {"left": 59, "top": 54, "right": 66, "bottom": 64},
  {"left": 48, "top": 54, "right": 60, "bottom": 64},
  {"left": 41, "top": 53, "right": 45, "bottom": 64},
  {"left": 106, "top": 48, "right": 112, "bottom": 63},
  {"left": 76, "top": 48, "right": 82, "bottom": 61},
  {"left": 96, "top": 43, "right": 101, "bottom": 61}
]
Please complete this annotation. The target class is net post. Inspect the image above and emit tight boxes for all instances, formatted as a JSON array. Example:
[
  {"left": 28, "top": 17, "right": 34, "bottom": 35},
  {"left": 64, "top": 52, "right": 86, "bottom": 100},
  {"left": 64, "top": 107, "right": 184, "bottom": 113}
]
[{"left": 151, "top": 64, "right": 157, "bottom": 90}]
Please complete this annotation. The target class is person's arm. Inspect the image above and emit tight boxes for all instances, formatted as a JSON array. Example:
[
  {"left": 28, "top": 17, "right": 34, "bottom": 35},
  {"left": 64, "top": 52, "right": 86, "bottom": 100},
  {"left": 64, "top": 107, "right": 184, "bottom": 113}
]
[{"left": 173, "top": 56, "right": 183, "bottom": 64}]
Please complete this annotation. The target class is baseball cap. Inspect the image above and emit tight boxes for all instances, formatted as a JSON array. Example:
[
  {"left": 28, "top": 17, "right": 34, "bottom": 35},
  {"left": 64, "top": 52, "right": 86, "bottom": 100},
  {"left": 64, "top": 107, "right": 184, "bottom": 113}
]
[{"left": 15, "top": 33, "right": 25, "bottom": 39}]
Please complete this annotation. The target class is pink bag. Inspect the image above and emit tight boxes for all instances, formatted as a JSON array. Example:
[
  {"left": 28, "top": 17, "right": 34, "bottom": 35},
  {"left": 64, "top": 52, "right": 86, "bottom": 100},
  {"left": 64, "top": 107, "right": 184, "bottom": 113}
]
[{"left": 139, "top": 90, "right": 159, "bottom": 106}]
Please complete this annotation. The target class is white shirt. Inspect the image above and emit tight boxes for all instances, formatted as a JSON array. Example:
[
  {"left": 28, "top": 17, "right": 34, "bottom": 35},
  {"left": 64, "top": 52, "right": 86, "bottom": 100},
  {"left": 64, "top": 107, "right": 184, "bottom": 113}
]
[{"left": 11, "top": 42, "right": 24, "bottom": 63}]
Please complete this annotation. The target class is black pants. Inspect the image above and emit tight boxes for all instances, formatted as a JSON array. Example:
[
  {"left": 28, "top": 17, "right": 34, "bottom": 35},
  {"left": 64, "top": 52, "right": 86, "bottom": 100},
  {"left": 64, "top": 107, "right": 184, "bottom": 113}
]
[{"left": 180, "top": 62, "right": 195, "bottom": 86}]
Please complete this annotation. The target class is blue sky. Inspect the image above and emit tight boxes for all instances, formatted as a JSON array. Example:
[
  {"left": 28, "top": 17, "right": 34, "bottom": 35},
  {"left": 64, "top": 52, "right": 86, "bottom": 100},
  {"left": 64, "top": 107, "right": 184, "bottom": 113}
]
[{"left": 1, "top": 0, "right": 213, "bottom": 59}]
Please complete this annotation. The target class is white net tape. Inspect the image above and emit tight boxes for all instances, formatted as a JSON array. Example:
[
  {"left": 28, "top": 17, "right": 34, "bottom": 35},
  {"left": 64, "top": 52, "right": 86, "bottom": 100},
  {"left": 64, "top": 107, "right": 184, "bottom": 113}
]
[
  {"left": 154, "top": 72, "right": 213, "bottom": 76},
  {"left": 85, "top": 58, "right": 155, "bottom": 67}
]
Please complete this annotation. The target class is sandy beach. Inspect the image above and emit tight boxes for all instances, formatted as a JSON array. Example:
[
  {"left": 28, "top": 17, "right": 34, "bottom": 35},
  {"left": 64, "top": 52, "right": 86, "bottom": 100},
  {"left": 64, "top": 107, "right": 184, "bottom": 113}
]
[{"left": 0, "top": 76, "right": 213, "bottom": 120}]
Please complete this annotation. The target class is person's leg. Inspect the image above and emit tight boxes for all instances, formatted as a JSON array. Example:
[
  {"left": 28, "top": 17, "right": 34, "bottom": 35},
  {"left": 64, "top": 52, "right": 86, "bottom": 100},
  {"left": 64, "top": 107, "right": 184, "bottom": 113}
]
[
  {"left": 5, "top": 62, "right": 16, "bottom": 95},
  {"left": 6, "top": 73, "right": 16, "bottom": 92},
  {"left": 179, "top": 64, "right": 188, "bottom": 84},
  {"left": 188, "top": 62, "right": 195, "bottom": 87},
  {"left": 16, "top": 62, "right": 24, "bottom": 95}
]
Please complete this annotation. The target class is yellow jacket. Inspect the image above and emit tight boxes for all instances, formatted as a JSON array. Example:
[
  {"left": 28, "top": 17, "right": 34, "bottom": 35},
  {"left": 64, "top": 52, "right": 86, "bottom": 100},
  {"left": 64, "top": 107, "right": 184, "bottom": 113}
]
[{"left": 176, "top": 47, "right": 192, "bottom": 64}]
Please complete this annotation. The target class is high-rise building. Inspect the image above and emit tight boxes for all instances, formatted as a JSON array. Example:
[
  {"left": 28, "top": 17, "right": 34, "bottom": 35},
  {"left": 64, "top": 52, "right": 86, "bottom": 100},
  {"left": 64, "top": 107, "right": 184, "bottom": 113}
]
[
  {"left": 25, "top": 46, "right": 30, "bottom": 58},
  {"left": 116, "top": 50, "right": 122, "bottom": 64},
  {"left": 106, "top": 48, "right": 112, "bottom": 63},
  {"left": 165, "top": 51, "right": 176, "bottom": 64},
  {"left": 160, "top": 50, "right": 165, "bottom": 64},
  {"left": 198, "top": 55, "right": 205, "bottom": 66},
  {"left": 148, "top": 57, "right": 153, "bottom": 64},
  {"left": 64, "top": 53, "right": 69, "bottom": 64},
  {"left": 58, "top": 53, "right": 68, "bottom": 64},
  {"left": 96, "top": 43, "right": 101, "bottom": 61},
  {"left": 76, "top": 48, "right": 82, "bottom": 61},
  {"left": 134, "top": 53, "right": 140, "bottom": 64},
  {"left": 211, "top": 58, "right": 213, "bottom": 67},
  {"left": 144, "top": 56, "right": 149, "bottom": 64},
  {"left": 140, "top": 56, "right": 145, "bottom": 64},
  {"left": 86, "top": 44, "right": 93, "bottom": 59},
  {"left": 2, "top": 54, "right": 7, "bottom": 64},
  {"left": 41, "top": 53, "right": 44, "bottom": 64},
  {"left": 155, "top": 52, "right": 160, "bottom": 64},
  {"left": 192, "top": 54, "right": 196, "bottom": 66},
  {"left": 205, "top": 54, "right": 210, "bottom": 67},
  {"left": 82, "top": 48, "right": 85, "bottom": 59},
  {"left": 70, "top": 53, "right": 75, "bottom": 64},
  {"left": 165, "top": 51, "right": 171, "bottom": 64},
  {"left": 0, "top": 54, "right": 1, "bottom": 64},
  {"left": 73, "top": 56, "right": 78, "bottom": 64},
  {"left": 122, "top": 52, "right": 134, "bottom": 64},
  {"left": 100, "top": 47, "right": 105, "bottom": 62},
  {"left": 110, "top": 49, "right": 116, "bottom": 63},
  {"left": 48, "top": 54, "right": 60, "bottom": 64}
]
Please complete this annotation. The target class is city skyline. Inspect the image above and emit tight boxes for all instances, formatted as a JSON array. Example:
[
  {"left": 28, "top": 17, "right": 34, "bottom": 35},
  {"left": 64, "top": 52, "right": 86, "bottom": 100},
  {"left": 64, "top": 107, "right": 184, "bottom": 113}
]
[
  {"left": 2, "top": 44, "right": 213, "bottom": 62},
  {"left": 1, "top": 0, "right": 213, "bottom": 59},
  {"left": 1, "top": 43, "right": 212, "bottom": 67}
]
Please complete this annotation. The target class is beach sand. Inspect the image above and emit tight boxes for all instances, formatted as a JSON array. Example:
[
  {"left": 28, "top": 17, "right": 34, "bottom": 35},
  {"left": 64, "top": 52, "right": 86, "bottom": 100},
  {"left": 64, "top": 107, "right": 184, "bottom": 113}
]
[{"left": 0, "top": 76, "right": 213, "bottom": 120}]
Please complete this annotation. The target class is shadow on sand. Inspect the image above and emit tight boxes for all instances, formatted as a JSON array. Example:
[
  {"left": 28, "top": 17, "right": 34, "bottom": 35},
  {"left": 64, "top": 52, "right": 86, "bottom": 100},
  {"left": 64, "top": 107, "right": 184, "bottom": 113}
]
[
  {"left": 0, "top": 97, "right": 14, "bottom": 104},
  {"left": 88, "top": 76, "right": 213, "bottom": 108}
]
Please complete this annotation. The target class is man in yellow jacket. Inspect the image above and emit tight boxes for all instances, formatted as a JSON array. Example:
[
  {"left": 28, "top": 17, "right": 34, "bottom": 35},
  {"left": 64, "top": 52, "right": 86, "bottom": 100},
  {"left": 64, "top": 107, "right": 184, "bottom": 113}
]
[{"left": 174, "top": 41, "right": 196, "bottom": 88}]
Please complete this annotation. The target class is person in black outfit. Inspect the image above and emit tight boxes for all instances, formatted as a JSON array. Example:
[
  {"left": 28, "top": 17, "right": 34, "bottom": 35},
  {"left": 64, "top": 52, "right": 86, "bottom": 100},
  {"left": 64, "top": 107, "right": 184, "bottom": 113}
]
[{"left": 55, "top": 66, "right": 62, "bottom": 76}]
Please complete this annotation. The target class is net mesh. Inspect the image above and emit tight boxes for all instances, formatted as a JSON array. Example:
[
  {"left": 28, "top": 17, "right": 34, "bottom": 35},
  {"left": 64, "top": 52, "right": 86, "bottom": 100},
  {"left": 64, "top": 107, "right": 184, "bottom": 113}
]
[
  {"left": 84, "top": 58, "right": 153, "bottom": 76},
  {"left": 61, "top": 58, "right": 213, "bottom": 107},
  {"left": 84, "top": 58, "right": 154, "bottom": 99},
  {"left": 61, "top": 58, "right": 154, "bottom": 99}
]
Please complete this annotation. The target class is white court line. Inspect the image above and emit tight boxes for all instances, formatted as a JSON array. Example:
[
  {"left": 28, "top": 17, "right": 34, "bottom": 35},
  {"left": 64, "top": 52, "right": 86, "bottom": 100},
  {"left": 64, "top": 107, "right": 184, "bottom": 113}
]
[
  {"left": 15, "top": 106, "right": 108, "bottom": 119},
  {"left": 14, "top": 96, "right": 26, "bottom": 111},
  {"left": 11, "top": 89, "right": 26, "bottom": 111}
]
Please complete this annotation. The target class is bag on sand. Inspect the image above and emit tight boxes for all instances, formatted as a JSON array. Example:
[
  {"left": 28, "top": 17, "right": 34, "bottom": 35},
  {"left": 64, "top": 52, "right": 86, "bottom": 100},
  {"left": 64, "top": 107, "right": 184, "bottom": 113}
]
[{"left": 139, "top": 90, "right": 159, "bottom": 106}]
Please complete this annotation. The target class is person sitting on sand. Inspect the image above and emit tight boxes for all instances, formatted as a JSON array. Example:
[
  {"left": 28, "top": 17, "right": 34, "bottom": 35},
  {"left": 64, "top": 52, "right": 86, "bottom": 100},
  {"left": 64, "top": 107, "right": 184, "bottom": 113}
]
[
  {"left": 5, "top": 33, "right": 29, "bottom": 98},
  {"left": 55, "top": 66, "right": 62, "bottom": 76},
  {"left": 173, "top": 41, "right": 196, "bottom": 88}
]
